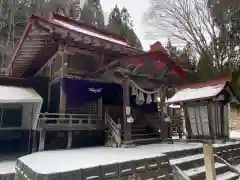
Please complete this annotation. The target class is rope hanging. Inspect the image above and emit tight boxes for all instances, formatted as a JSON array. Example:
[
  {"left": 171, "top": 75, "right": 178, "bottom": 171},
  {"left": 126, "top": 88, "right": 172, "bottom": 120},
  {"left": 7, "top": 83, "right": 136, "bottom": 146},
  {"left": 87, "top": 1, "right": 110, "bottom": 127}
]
[
  {"left": 130, "top": 79, "right": 164, "bottom": 95},
  {"left": 129, "top": 78, "right": 164, "bottom": 104}
]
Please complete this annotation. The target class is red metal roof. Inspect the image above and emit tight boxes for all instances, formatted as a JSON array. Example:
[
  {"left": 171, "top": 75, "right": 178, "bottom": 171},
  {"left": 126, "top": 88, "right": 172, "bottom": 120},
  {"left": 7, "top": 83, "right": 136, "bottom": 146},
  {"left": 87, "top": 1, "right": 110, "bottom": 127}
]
[
  {"left": 178, "top": 76, "right": 231, "bottom": 90},
  {"left": 117, "top": 42, "right": 188, "bottom": 78}
]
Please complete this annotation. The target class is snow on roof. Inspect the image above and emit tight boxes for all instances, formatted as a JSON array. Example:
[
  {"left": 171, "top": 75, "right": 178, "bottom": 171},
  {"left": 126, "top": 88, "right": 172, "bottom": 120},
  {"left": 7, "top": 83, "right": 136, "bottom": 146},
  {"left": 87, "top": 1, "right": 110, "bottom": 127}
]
[
  {"left": 52, "top": 19, "right": 129, "bottom": 47},
  {"left": 0, "top": 86, "right": 43, "bottom": 103},
  {"left": 166, "top": 81, "right": 227, "bottom": 104}
]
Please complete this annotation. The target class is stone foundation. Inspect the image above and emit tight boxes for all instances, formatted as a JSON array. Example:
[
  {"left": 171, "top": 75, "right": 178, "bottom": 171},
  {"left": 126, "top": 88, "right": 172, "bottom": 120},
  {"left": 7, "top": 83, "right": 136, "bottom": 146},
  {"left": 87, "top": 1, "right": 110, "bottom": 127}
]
[
  {"left": 0, "top": 173, "right": 15, "bottom": 180},
  {"left": 15, "top": 155, "right": 173, "bottom": 180}
]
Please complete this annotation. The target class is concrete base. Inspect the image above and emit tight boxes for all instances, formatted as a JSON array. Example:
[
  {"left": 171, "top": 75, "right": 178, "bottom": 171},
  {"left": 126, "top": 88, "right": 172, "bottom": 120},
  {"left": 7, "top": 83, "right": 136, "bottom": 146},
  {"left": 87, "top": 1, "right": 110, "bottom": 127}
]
[
  {"left": 15, "top": 154, "right": 172, "bottom": 180},
  {"left": 0, "top": 173, "right": 15, "bottom": 180}
]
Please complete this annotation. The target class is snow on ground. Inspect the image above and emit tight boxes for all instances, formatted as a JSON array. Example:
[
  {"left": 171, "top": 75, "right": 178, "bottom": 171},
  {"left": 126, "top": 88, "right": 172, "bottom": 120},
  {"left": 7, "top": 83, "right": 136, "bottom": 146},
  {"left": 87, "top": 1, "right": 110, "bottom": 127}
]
[
  {"left": 230, "top": 130, "right": 240, "bottom": 139},
  {"left": 0, "top": 160, "right": 16, "bottom": 174},
  {"left": 19, "top": 143, "right": 203, "bottom": 174}
]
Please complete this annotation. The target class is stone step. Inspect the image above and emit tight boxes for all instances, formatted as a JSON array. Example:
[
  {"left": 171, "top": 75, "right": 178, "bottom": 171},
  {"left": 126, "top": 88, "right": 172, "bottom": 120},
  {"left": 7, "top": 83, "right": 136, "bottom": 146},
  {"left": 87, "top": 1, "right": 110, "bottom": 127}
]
[
  {"left": 169, "top": 154, "right": 204, "bottom": 165},
  {"left": 123, "top": 137, "right": 162, "bottom": 146},
  {"left": 170, "top": 154, "right": 204, "bottom": 171},
  {"left": 183, "top": 162, "right": 227, "bottom": 180},
  {"left": 131, "top": 133, "right": 158, "bottom": 138},
  {"left": 216, "top": 171, "right": 239, "bottom": 180},
  {"left": 166, "top": 148, "right": 203, "bottom": 160}
]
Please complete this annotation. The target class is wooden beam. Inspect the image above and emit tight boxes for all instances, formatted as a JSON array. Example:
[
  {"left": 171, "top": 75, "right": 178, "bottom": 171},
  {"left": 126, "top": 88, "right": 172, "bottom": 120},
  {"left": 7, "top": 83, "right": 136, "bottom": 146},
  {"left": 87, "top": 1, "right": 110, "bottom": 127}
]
[
  {"left": 19, "top": 49, "right": 41, "bottom": 52},
  {"left": 21, "top": 45, "right": 44, "bottom": 49},
  {"left": 64, "top": 46, "right": 98, "bottom": 57},
  {"left": 59, "top": 45, "right": 68, "bottom": 113},
  {"left": 123, "top": 78, "right": 131, "bottom": 142},
  {"left": 114, "top": 71, "right": 181, "bottom": 87},
  {"left": 34, "top": 52, "right": 59, "bottom": 77}
]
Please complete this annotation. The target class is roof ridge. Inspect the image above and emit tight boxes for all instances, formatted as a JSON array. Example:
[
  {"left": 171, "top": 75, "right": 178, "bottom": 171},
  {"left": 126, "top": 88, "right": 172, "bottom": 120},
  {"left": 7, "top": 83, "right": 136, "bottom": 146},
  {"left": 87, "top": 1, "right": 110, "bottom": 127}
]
[
  {"left": 50, "top": 12, "right": 128, "bottom": 43},
  {"left": 178, "top": 75, "right": 231, "bottom": 90}
]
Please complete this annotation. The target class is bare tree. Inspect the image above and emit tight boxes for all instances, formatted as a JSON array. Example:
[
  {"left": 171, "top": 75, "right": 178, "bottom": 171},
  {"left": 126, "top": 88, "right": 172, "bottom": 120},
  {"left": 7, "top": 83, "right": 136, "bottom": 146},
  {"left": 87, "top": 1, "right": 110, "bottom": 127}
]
[{"left": 145, "top": 0, "right": 240, "bottom": 73}]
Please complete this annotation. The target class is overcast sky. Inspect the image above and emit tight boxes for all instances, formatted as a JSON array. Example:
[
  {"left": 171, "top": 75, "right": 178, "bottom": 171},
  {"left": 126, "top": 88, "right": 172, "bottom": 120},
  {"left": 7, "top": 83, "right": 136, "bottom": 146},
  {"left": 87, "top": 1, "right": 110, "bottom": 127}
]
[{"left": 101, "top": 0, "right": 159, "bottom": 50}]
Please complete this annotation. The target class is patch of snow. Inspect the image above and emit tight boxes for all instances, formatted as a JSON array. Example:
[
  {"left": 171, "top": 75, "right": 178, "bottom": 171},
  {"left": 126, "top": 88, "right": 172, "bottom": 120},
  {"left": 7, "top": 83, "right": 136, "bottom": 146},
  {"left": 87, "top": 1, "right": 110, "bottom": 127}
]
[
  {"left": 213, "top": 141, "right": 240, "bottom": 147},
  {"left": 18, "top": 142, "right": 239, "bottom": 175},
  {"left": 230, "top": 130, "right": 240, "bottom": 139},
  {"left": 169, "top": 154, "right": 204, "bottom": 165},
  {"left": 19, "top": 143, "right": 202, "bottom": 174},
  {"left": 184, "top": 162, "right": 226, "bottom": 177},
  {"left": 53, "top": 19, "right": 129, "bottom": 47},
  {"left": 216, "top": 171, "right": 239, "bottom": 180},
  {"left": 136, "top": 143, "right": 202, "bottom": 153},
  {"left": 166, "top": 83, "right": 225, "bottom": 103},
  {"left": 0, "top": 160, "right": 16, "bottom": 174}
]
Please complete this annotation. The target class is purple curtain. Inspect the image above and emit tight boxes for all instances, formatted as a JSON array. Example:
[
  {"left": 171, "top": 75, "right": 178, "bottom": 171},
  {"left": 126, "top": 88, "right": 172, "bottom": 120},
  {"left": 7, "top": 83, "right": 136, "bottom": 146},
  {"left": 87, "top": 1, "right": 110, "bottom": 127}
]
[{"left": 62, "top": 78, "right": 123, "bottom": 106}]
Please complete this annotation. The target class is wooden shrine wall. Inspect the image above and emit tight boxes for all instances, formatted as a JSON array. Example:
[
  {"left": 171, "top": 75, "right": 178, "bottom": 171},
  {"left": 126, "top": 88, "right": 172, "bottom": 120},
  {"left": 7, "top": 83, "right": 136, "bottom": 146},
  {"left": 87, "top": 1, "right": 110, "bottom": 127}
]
[{"left": 67, "top": 53, "right": 96, "bottom": 74}]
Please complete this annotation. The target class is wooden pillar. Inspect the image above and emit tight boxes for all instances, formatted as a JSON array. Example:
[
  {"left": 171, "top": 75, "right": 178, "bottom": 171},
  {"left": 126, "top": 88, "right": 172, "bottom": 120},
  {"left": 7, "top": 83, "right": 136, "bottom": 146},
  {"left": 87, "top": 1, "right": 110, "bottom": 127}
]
[
  {"left": 59, "top": 45, "right": 68, "bottom": 113},
  {"left": 67, "top": 131, "right": 73, "bottom": 149},
  {"left": 97, "top": 97, "right": 103, "bottom": 117},
  {"left": 161, "top": 105, "right": 170, "bottom": 139},
  {"left": 38, "top": 130, "right": 45, "bottom": 151},
  {"left": 32, "top": 131, "right": 37, "bottom": 153},
  {"left": 123, "top": 78, "right": 131, "bottom": 142},
  {"left": 47, "top": 56, "right": 53, "bottom": 112},
  {"left": 203, "top": 142, "right": 216, "bottom": 180},
  {"left": 66, "top": 114, "right": 73, "bottom": 149}
]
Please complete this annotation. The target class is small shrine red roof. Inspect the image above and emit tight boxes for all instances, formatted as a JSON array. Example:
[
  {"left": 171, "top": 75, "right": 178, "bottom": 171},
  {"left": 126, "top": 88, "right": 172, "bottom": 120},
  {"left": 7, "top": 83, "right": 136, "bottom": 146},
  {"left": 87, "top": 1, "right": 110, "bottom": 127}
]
[{"left": 166, "top": 76, "right": 234, "bottom": 103}]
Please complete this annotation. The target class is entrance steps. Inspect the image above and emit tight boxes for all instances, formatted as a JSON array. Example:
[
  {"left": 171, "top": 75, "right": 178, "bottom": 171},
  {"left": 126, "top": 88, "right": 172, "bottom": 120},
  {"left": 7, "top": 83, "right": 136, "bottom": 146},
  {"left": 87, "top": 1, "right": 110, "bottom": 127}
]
[
  {"left": 169, "top": 151, "right": 240, "bottom": 180},
  {"left": 122, "top": 124, "right": 162, "bottom": 146}
]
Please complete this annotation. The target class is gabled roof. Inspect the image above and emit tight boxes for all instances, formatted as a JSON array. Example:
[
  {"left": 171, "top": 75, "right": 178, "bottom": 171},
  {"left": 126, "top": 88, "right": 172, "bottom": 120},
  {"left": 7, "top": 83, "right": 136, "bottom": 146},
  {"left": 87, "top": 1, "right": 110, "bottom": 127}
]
[
  {"left": 90, "top": 41, "right": 188, "bottom": 87},
  {"left": 50, "top": 13, "right": 129, "bottom": 46},
  {"left": 7, "top": 13, "right": 143, "bottom": 77},
  {"left": 166, "top": 76, "right": 235, "bottom": 104}
]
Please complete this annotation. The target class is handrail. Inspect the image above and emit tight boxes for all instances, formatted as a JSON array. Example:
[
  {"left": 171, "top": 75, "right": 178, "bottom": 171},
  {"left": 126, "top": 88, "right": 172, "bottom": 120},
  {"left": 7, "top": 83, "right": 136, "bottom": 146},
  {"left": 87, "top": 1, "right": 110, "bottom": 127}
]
[
  {"left": 214, "top": 154, "right": 240, "bottom": 174},
  {"left": 105, "top": 110, "right": 121, "bottom": 147},
  {"left": 37, "top": 112, "right": 102, "bottom": 129},
  {"left": 39, "top": 113, "right": 101, "bottom": 117},
  {"left": 172, "top": 164, "right": 191, "bottom": 180}
]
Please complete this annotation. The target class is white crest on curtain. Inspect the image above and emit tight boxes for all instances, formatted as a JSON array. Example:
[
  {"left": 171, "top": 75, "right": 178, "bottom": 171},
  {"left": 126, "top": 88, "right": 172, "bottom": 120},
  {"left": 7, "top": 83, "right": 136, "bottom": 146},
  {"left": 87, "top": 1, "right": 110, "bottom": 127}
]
[{"left": 88, "top": 88, "right": 103, "bottom": 93}]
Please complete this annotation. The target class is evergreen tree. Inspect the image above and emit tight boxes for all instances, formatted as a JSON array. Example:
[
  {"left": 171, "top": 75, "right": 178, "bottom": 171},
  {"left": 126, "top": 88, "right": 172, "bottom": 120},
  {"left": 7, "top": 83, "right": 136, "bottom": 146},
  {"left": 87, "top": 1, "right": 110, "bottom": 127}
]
[
  {"left": 80, "top": 0, "right": 105, "bottom": 28},
  {"left": 107, "top": 6, "right": 143, "bottom": 49}
]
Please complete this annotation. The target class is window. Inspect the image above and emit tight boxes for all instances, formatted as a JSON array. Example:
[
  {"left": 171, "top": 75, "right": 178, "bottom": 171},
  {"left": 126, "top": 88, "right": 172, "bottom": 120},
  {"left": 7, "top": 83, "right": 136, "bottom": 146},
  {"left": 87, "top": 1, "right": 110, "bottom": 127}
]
[
  {"left": 0, "top": 104, "right": 22, "bottom": 128},
  {"left": 187, "top": 105, "right": 209, "bottom": 136}
]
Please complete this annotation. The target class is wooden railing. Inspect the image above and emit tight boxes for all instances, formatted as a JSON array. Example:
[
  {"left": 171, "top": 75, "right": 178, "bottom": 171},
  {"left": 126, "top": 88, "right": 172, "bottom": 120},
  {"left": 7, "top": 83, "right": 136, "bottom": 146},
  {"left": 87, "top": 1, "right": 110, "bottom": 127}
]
[
  {"left": 172, "top": 164, "right": 191, "bottom": 180},
  {"left": 105, "top": 110, "right": 122, "bottom": 147},
  {"left": 37, "top": 113, "right": 103, "bottom": 130}
]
